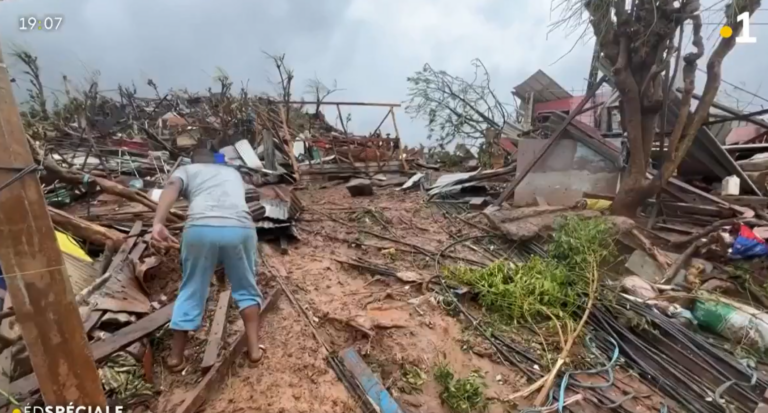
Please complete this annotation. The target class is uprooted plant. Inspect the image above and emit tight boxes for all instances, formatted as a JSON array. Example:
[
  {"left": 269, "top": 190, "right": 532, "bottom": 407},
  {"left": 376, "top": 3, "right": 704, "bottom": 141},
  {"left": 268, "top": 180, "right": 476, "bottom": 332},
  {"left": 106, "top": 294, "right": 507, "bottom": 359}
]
[
  {"left": 445, "top": 216, "right": 617, "bottom": 327},
  {"left": 443, "top": 216, "right": 618, "bottom": 407},
  {"left": 433, "top": 361, "right": 488, "bottom": 413}
]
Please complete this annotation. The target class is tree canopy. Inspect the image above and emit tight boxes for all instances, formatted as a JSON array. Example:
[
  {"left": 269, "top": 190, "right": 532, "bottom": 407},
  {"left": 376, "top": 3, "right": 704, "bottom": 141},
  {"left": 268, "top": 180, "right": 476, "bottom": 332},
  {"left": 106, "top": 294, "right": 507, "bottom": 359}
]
[{"left": 405, "top": 59, "right": 512, "bottom": 149}]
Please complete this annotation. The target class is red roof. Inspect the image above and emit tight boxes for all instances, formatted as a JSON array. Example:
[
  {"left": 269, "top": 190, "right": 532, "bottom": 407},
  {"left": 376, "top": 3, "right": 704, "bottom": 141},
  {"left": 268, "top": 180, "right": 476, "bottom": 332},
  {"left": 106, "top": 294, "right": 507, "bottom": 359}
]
[
  {"left": 725, "top": 125, "right": 767, "bottom": 145},
  {"left": 499, "top": 137, "right": 517, "bottom": 154}
]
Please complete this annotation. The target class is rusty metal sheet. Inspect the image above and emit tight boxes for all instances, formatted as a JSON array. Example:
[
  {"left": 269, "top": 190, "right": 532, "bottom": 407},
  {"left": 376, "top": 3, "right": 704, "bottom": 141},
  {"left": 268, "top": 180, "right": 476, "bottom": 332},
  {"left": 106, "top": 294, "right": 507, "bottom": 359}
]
[{"left": 91, "top": 260, "right": 151, "bottom": 314}]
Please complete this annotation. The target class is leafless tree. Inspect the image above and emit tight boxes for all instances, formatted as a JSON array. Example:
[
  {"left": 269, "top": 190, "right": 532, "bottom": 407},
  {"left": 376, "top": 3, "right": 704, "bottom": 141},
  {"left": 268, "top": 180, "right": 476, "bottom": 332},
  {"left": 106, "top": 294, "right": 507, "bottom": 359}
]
[
  {"left": 552, "top": 0, "right": 761, "bottom": 216},
  {"left": 405, "top": 59, "right": 511, "bottom": 147},
  {"left": 304, "top": 75, "right": 343, "bottom": 115},
  {"left": 263, "top": 51, "right": 295, "bottom": 130}
]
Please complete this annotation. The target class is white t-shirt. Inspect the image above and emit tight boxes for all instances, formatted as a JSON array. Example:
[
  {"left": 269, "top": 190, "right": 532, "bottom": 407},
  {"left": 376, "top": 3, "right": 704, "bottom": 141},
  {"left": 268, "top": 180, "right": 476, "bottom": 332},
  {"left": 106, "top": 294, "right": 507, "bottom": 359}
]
[{"left": 171, "top": 164, "right": 254, "bottom": 228}]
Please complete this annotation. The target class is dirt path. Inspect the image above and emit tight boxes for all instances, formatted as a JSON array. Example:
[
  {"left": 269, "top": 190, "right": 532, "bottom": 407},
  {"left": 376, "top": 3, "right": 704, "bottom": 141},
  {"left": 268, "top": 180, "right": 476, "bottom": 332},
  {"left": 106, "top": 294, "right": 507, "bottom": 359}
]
[
  {"left": 146, "top": 185, "right": 519, "bottom": 412},
  {"left": 154, "top": 185, "right": 663, "bottom": 413}
]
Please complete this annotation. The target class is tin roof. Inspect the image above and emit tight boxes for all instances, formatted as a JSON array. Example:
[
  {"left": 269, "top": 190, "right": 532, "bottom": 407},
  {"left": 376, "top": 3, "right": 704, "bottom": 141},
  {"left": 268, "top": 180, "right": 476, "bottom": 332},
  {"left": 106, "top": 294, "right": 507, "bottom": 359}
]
[{"left": 512, "top": 70, "right": 573, "bottom": 103}]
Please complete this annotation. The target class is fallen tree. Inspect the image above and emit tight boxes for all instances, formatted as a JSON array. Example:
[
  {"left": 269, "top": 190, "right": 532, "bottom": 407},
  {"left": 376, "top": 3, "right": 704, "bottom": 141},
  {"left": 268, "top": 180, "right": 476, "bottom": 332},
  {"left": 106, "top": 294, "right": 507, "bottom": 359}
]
[{"left": 405, "top": 59, "right": 512, "bottom": 148}]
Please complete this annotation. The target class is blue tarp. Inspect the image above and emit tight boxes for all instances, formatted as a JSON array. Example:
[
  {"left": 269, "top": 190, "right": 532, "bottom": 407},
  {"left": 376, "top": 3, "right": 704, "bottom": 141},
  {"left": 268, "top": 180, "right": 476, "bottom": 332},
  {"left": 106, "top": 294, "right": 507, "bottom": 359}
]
[{"left": 730, "top": 225, "right": 768, "bottom": 260}]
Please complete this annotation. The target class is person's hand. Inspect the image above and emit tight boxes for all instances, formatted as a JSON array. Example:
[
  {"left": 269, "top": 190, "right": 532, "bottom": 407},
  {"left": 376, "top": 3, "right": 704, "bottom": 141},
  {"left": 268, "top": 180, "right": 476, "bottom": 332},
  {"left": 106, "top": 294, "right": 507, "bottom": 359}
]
[{"left": 152, "top": 222, "right": 178, "bottom": 245}]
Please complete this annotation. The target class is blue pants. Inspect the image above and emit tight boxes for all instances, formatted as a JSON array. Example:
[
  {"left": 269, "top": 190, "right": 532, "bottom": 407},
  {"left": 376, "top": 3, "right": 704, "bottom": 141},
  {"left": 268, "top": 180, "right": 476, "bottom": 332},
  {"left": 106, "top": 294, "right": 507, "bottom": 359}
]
[{"left": 171, "top": 225, "right": 263, "bottom": 331}]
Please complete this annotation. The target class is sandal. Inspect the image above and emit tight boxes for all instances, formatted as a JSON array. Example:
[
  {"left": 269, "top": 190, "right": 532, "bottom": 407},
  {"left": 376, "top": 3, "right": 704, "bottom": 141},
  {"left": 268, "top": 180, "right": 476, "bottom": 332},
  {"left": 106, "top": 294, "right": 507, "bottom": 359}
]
[
  {"left": 167, "top": 356, "right": 187, "bottom": 373},
  {"left": 247, "top": 345, "right": 266, "bottom": 367}
]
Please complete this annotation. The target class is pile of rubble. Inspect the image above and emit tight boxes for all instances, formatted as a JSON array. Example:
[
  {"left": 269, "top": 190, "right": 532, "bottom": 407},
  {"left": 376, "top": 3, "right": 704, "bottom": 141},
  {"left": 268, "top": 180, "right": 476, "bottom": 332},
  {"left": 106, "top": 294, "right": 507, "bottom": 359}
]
[
  {"left": 5, "top": 55, "right": 768, "bottom": 413},
  {"left": 0, "top": 61, "right": 432, "bottom": 412}
]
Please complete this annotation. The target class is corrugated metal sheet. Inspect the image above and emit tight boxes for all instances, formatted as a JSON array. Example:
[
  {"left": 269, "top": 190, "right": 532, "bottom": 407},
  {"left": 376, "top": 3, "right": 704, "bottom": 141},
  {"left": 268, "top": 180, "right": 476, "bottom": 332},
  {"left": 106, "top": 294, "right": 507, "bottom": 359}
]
[
  {"left": 431, "top": 171, "right": 481, "bottom": 189},
  {"left": 512, "top": 70, "right": 573, "bottom": 103},
  {"left": 63, "top": 253, "right": 99, "bottom": 295},
  {"left": 254, "top": 220, "right": 293, "bottom": 229},
  {"left": 261, "top": 199, "right": 291, "bottom": 221}
]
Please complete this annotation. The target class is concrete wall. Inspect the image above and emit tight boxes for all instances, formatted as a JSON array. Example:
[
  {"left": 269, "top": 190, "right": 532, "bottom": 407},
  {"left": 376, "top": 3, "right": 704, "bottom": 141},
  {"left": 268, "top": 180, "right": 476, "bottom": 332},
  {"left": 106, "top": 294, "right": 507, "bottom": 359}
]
[{"left": 514, "top": 137, "right": 621, "bottom": 206}]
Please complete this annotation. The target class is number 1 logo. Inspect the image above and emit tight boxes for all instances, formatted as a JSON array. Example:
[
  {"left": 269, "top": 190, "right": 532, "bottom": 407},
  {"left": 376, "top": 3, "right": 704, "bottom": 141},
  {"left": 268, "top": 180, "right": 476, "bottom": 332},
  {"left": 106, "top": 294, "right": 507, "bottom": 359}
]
[{"left": 736, "top": 12, "right": 757, "bottom": 43}]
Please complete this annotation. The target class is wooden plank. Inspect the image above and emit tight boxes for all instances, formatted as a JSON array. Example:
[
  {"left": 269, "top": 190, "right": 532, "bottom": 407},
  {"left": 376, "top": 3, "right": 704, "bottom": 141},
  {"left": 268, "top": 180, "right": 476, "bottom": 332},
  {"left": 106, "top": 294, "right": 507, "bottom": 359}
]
[
  {"left": 109, "top": 222, "right": 142, "bottom": 273},
  {"left": 5, "top": 303, "right": 174, "bottom": 404},
  {"left": 656, "top": 201, "right": 733, "bottom": 218},
  {"left": 175, "top": 290, "right": 281, "bottom": 413},
  {"left": 721, "top": 195, "right": 768, "bottom": 209},
  {"left": 0, "top": 298, "right": 13, "bottom": 401},
  {"left": 200, "top": 290, "right": 231, "bottom": 372},
  {"left": 0, "top": 43, "right": 106, "bottom": 406},
  {"left": 756, "top": 389, "right": 768, "bottom": 413},
  {"left": 283, "top": 100, "right": 400, "bottom": 108}
]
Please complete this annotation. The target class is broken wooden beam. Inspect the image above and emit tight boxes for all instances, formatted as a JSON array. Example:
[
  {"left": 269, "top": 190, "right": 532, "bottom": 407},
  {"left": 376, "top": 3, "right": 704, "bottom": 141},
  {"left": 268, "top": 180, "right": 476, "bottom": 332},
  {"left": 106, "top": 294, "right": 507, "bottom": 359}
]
[
  {"left": 48, "top": 206, "right": 125, "bottom": 247},
  {"left": 82, "top": 310, "right": 105, "bottom": 334},
  {"left": 76, "top": 222, "right": 143, "bottom": 307},
  {"left": 4, "top": 304, "right": 174, "bottom": 405},
  {"left": 200, "top": 289, "right": 231, "bottom": 372},
  {"left": 174, "top": 290, "right": 281, "bottom": 413},
  {"left": 0, "top": 42, "right": 106, "bottom": 407},
  {"left": 38, "top": 155, "right": 185, "bottom": 224}
]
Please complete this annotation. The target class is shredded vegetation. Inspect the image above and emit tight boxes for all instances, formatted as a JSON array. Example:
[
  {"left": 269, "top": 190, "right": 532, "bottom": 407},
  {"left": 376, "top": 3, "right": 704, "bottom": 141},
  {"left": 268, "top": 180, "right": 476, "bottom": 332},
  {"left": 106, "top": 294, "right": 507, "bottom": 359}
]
[
  {"left": 444, "top": 217, "right": 617, "bottom": 325},
  {"left": 397, "top": 364, "right": 427, "bottom": 395},
  {"left": 433, "top": 362, "right": 488, "bottom": 413}
]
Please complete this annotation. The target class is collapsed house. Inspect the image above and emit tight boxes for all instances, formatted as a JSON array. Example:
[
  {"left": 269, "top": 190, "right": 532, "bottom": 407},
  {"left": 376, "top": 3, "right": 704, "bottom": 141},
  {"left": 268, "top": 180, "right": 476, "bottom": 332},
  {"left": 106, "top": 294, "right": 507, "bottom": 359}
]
[
  {"left": 4, "top": 43, "right": 768, "bottom": 413},
  {"left": 503, "top": 68, "right": 766, "bottom": 208}
]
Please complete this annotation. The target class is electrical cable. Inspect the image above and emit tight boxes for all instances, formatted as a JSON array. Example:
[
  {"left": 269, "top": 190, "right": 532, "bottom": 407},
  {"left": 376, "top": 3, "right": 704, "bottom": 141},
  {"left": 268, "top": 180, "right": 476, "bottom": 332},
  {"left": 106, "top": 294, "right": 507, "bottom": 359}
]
[{"left": 0, "top": 164, "right": 42, "bottom": 193}]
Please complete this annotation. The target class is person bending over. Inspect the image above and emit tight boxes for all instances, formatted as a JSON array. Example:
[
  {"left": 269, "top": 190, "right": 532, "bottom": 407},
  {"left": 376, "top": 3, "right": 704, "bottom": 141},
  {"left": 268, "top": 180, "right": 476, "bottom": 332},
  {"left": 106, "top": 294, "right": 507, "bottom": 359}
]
[{"left": 152, "top": 148, "right": 263, "bottom": 371}]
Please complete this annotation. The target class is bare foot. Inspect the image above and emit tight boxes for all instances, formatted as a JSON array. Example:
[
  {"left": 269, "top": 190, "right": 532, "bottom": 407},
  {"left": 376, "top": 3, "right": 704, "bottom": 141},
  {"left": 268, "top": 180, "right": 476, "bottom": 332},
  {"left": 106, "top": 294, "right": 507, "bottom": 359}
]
[
  {"left": 240, "top": 304, "right": 262, "bottom": 364},
  {"left": 168, "top": 330, "right": 188, "bottom": 372}
]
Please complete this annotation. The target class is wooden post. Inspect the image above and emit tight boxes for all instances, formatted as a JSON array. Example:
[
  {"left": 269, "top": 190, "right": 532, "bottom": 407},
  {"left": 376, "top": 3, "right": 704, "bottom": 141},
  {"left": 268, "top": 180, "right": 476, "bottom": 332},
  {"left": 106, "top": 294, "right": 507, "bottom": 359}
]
[
  {"left": 0, "top": 43, "right": 107, "bottom": 406},
  {"left": 390, "top": 108, "right": 407, "bottom": 171}
]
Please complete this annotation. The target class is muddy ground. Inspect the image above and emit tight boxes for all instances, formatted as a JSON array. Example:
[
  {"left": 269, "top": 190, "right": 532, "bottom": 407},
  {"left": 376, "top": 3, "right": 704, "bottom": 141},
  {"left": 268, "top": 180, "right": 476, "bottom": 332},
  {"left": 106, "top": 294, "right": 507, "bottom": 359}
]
[{"left": 152, "top": 185, "right": 663, "bottom": 413}]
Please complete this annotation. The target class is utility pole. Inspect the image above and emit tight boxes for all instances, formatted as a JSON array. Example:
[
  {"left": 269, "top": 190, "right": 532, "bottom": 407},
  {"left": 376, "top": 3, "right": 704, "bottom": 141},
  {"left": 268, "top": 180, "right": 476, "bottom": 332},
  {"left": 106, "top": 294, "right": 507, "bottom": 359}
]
[{"left": 0, "top": 44, "right": 106, "bottom": 405}]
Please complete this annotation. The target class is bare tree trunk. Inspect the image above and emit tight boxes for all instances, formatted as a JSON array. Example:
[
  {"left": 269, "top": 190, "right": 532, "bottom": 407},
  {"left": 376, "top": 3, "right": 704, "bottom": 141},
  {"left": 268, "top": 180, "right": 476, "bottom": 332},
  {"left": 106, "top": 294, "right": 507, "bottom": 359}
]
[{"left": 608, "top": 0, "right": 761, "bottom": 216}]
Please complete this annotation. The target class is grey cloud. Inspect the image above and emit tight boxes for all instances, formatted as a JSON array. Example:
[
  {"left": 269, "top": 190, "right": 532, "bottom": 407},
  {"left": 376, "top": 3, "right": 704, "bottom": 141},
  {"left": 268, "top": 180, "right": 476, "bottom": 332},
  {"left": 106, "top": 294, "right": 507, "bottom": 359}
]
[{"left": 0, "top": 0, "right": 765, "bottom": 145}]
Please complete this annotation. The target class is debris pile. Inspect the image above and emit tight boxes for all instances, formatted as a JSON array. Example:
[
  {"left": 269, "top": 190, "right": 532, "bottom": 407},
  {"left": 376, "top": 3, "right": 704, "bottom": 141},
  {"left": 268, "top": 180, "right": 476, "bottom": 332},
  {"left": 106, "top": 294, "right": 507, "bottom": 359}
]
[
  {"left": 0, "top": 51, "right": 436, "bottom": 412},
  {"left": 6, "top": 50, "right": 768, "bottom": 413}
]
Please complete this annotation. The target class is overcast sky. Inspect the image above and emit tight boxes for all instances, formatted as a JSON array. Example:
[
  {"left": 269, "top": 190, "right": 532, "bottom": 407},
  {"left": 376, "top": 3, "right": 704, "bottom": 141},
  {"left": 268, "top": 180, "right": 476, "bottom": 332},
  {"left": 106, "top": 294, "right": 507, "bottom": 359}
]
[{"left": 0, "top": 0, "right": 765, "bottom": 147}]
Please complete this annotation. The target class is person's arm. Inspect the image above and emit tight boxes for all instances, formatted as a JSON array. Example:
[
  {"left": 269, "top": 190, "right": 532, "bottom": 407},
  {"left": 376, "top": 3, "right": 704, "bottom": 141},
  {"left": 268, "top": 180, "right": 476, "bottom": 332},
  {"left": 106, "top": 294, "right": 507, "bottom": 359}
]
[
  {"left": 152, "top": 175, "right": 183, "bottom": 244},
  {"left": 153, "top": 176, "right": 182, "bottom": 226}
]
